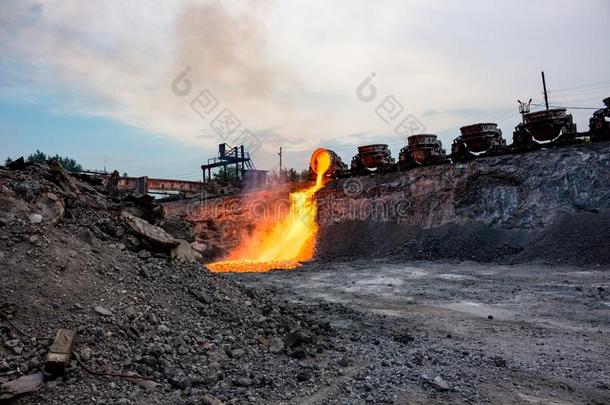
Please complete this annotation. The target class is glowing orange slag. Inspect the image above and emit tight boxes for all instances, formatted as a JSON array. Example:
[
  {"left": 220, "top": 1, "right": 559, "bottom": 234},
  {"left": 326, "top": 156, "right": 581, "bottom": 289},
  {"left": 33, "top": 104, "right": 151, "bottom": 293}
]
[{"left": 207, "top": 149, "right": 331, "bottom": 273}]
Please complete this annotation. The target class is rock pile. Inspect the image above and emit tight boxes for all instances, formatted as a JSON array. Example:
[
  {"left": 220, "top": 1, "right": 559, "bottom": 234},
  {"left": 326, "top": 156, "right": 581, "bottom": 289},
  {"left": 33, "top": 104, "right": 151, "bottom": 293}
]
[
  {"left": 0, "top": 161, "right": 342, "bottom": 403},
  {"left": 0, "top": 160, "right": 203, "bottom": 262}
]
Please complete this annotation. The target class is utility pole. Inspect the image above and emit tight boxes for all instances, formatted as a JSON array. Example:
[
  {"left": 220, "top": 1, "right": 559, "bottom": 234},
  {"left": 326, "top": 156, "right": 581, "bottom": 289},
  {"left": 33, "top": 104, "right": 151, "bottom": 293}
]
[
  {"left": 541, "top": 70, "right": 549, "bottom": 111},
  {"left": 278, "top": 147, "right": 283, "bottom": 178}
]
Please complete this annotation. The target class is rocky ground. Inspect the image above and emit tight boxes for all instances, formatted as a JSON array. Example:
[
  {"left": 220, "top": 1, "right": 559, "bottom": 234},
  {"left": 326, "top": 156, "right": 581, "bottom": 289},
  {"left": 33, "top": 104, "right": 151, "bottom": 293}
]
[
  {"left": 232, "top": 259, "right": 610, "bottom": 404},
  {"left": 0, "top": 162, "right": 348, "bottom": 404},
  {"left": 1, "top": 143, "right": 609, "bottom": 404}
]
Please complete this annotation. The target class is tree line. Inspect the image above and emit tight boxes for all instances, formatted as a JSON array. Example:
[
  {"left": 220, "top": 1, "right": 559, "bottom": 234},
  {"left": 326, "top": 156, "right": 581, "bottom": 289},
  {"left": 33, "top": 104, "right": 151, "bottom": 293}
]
[
  {"left": 5, "top": 150, "right": 83, "bottom": 172},
  {"left": 213, "top": 166, "right": 310, "bottom": 183},
  {"left": 5, "top": 151, "right": 309, "bottom": 182}
]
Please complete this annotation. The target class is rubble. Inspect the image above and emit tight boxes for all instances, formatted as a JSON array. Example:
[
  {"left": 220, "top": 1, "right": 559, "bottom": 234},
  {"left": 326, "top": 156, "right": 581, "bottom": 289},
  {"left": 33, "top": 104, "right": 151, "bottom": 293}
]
[
  {"left": 1, "top": 146, "right": 608, "bottom": 403},
  {"left": 0, "top": 161, "right": 345, "bottom": 403}
]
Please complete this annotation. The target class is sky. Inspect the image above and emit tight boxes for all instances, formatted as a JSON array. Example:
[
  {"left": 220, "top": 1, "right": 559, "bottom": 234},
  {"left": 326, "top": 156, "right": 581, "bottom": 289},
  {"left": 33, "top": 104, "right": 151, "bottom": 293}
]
[{"left": 1, "top": 0, "right": 609, "bottom": 179}]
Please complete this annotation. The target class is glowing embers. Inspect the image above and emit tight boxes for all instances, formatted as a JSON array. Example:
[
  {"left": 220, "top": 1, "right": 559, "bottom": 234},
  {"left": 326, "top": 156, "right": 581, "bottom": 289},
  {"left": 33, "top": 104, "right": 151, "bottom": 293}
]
[
  {"left": 206, "top": 259, "right": 301, "bottom": 273},
  {"left": 207, "top": 149, "right": 331, "bottom": 273}
]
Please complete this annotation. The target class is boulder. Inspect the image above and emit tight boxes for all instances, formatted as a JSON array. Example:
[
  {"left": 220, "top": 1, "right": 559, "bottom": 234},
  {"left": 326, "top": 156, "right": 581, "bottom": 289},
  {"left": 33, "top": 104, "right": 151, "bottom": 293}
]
[
  {"left": 0, "top": 188, "right": 30, "bottom": 223},
  {"left": 201, "top": 394, "right": 224, "bottom": 405},
  {"left": 121, "top": 211, "right": 178, "bottom": 249},
  {"left": 191, "top": 240, "right": 208, "bottom": 253},
  {"left": 105, "top": 170, "right": 120, "bottom": 195},
  {"left": 28, "top": 213, "right": 43, "bottom": 224},
  {"left": 171, "top": 239, "right": 203, "bottom": 262},
  {"left": 48, "top": 160, "right": 80, "bottom": 194},
  {"left": 0, "top": 187, "right": 64, "bottom": 225},
  {"left": 269, "top": 338, "right": 284, "bottom": 353},
  {"left": 6, "top": 157, "right": 25, "bottom": 170},
  {"left": 33, "top": 192, "right": 64, "bottom": 224},
  {"left": 94, "top": 306, "right": 112, "bottom": 317},
  {"left": 0, "top": 372, "right": 44, "bottom": 401},
  {"left": 432, "top": 376, "right": 450, "bottom": 391},
  {"left": 160, "top": 217, "right": 196, "bottom": 242},
  {"left": 285, "top": 329, "right": 311, "bottom": 348}
]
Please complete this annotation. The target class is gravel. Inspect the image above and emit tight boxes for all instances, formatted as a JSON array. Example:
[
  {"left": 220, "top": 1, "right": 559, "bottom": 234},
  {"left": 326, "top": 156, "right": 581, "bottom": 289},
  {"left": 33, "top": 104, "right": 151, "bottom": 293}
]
[
  {"left": 0, "top": 163, "right": 347, "bottom": 404},
  {"left": 2, "top": 147, "right": 609, "bottom": 404}
]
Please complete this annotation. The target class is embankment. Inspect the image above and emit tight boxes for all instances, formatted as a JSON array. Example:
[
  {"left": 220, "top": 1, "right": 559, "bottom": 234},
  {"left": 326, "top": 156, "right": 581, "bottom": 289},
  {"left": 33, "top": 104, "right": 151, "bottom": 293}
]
[{"left": 315, "top": 143, "right": 610, "bottom": 265}]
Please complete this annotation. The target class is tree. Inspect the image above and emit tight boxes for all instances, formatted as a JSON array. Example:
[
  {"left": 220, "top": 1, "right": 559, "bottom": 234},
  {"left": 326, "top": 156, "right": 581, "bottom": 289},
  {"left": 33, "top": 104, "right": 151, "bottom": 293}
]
[
  {"left": 286, "top": 168, "right": 299, "bottom": 182},
  {"left": 4, "top": 157, "right": 13, "bottom": 166},
  {"left": 284, "top": 168, "right": 312, "bottom": 183},
  {"left": 49, "top": 154, "right": 83, "bottom": 172},
  {"left": 26, "top": 150, "right": 47, "bottom": 164},
  {"left": 300, "top": 169, "right": 310, "bottom": 181},
  {"left": 6, "top": 150, "right": 84, "bottom": 172},
  {"left": 267, "top": 168, "right": 309, "bottom": 184},
  {"left": 212, "top": 166, "right": 238, "bottom": 182}
]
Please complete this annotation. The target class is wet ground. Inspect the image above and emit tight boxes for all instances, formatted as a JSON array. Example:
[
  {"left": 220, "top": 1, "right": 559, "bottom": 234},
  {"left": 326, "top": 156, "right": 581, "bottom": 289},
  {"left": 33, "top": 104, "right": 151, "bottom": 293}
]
[{"left": 228, "top": 260, "right": 610, "bottom": 404}]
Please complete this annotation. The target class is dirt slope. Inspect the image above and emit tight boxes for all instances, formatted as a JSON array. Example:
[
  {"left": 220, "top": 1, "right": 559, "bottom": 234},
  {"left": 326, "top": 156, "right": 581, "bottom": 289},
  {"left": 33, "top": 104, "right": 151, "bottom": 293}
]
[{"left": 0, "top": 162, "right": 344, "bottom": 404}]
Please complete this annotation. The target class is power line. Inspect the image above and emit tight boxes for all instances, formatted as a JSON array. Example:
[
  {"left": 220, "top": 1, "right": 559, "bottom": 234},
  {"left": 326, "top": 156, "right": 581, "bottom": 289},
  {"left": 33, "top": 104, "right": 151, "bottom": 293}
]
[
  {"left": 548, "top": 105, "right": 600, "bottom": 110},
  {"left": 551, "top": 96, "right": 607, "bottom": 105},
  {"left": 552, "top": 84, "right": 610, "bottom": 93},
  {"left": 549, "top": 87, "right": 610, "bottom": 99},
  {"left": 550, "top": 79, "right": 610, "bottom": 93}
]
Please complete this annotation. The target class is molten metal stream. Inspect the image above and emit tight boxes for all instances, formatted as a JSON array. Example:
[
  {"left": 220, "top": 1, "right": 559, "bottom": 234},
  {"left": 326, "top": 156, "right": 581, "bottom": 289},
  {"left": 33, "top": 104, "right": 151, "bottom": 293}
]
[{"left": 207, "top": 150, "right": 332, "bottom": 273}]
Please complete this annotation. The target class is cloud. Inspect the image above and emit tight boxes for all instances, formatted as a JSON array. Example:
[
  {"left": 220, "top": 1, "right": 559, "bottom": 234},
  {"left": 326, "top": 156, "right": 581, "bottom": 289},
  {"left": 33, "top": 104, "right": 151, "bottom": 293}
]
[
  {"left": 175, "top": 1, "right": 281, "bottom": 97},
  {"left": 0, "top": 0, "right": 328, "bottom": 166},
  {"left": 0, "top": 0, "right": 608, "bottom": 170}
]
